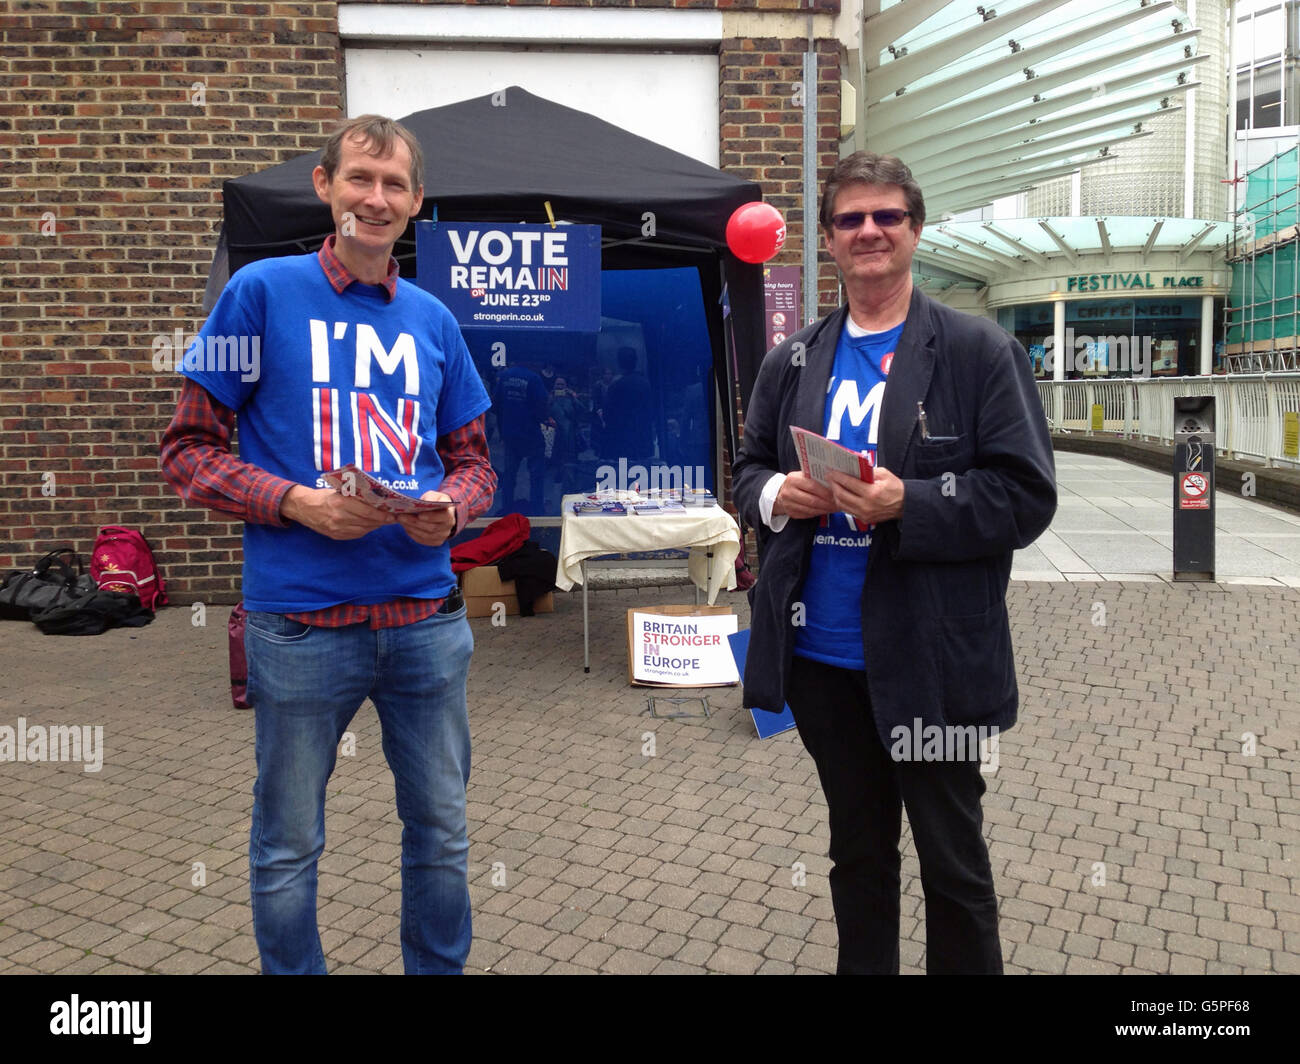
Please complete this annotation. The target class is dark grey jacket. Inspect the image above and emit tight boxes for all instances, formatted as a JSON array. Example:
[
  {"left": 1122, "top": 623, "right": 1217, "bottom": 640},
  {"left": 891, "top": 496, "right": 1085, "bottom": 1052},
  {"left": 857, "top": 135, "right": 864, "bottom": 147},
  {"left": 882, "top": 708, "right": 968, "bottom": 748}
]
[{"left": 733, "top": 288, "right": 1057, "bottom": 745}]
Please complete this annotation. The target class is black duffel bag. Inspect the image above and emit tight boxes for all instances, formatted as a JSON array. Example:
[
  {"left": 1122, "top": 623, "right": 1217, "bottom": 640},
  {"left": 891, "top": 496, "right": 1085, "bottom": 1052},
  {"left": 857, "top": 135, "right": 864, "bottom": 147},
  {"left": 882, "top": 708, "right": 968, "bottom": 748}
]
[
  {"left": 0, "top": 549, "right": 95, "bottom": 620},
  {"left": 32, "top": 588, "right": 153, "bottom": 636}
]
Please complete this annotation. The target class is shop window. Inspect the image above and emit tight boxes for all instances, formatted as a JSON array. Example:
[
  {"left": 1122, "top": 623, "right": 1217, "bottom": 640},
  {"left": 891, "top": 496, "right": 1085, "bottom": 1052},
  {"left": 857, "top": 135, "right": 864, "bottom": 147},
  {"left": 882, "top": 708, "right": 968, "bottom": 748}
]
[{"left": 1007, "top": 297, "right": 1204, "bottom": 378}]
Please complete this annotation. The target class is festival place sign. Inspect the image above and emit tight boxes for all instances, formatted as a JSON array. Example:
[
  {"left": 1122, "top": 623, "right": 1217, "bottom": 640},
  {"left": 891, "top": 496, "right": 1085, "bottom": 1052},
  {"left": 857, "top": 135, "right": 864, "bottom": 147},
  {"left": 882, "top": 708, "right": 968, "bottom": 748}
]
[{"left": 416, "top": 221, "right": 601, "bottom": 332}]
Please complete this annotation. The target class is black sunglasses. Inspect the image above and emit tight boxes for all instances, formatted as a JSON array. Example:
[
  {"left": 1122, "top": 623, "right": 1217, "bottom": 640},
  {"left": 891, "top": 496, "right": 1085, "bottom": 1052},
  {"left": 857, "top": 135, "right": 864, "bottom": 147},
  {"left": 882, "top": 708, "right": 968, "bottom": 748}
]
[{"left": 830, "top": 209, "right": 913, "bottom": 230}]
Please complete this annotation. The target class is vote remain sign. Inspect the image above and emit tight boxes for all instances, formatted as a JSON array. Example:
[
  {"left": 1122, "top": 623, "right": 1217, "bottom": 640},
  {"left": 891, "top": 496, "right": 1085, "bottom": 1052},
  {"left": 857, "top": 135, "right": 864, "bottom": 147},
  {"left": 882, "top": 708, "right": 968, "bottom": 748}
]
[{"left": 416, "top": 221, "right": 601, "bottom": 332}]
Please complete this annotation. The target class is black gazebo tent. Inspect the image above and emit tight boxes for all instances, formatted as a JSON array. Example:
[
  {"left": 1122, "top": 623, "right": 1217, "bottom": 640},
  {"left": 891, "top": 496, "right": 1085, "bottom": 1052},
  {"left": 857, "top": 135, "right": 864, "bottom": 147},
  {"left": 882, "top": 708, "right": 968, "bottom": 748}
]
[{"left": 205, "top": 87, "right": 770, "bottom": 465}]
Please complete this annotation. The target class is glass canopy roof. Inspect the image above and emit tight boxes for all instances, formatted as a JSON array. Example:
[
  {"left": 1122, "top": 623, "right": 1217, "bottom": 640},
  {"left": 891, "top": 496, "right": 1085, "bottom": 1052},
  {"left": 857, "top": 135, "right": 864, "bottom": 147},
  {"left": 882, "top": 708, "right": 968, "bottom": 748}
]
[
  {"left": 913, "top": 216, "right": 1236, "bottom": 285},
  {"left": 861, "top": 0, "right": 1208, "bottom": 218}
]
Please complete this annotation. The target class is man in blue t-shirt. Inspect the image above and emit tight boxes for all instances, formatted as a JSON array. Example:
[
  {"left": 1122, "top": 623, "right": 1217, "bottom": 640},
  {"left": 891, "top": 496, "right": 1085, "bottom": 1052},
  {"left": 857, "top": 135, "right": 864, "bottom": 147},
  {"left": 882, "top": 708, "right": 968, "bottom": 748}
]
[
  {"left": 161, "top": 116, "right": 496, "bottom": 974},
  {"left": 734, "top": 154, "right": 1056, "bottom": 974}
]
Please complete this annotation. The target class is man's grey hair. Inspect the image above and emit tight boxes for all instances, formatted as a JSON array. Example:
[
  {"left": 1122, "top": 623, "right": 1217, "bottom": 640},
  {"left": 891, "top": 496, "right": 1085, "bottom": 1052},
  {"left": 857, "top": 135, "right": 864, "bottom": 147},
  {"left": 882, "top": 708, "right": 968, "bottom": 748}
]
[
  {"left": 319, "top": 114, "right": 424, "bottom": 193},
  {"left": 820, "top": 152, "right": 925, "bottom": 230}
]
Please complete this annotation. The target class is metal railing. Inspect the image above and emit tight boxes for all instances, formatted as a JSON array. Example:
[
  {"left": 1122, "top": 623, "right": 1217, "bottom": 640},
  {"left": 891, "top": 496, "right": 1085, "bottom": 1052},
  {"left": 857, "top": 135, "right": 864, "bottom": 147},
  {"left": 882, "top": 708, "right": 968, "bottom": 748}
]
[{"left": 1036, "top": 374, "right": 1300, "bottom": 468}]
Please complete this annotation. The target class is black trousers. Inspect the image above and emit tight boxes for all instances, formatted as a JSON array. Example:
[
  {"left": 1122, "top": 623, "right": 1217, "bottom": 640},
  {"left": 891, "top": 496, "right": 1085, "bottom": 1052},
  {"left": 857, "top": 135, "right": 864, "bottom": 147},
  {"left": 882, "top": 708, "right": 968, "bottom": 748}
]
[{"left": 787, "top": 654, "right": 1004, "bottom": 975}]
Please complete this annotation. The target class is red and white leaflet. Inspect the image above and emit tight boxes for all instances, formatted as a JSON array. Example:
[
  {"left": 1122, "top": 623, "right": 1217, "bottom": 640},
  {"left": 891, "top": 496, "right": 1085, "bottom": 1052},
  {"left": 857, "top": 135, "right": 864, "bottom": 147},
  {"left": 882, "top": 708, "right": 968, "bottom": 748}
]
[
  {"left": 789, "top": 426, "right": 875, "bottom": 487},
  {"left": 320, "top": 464, "right": 455, "bottom": 514}
]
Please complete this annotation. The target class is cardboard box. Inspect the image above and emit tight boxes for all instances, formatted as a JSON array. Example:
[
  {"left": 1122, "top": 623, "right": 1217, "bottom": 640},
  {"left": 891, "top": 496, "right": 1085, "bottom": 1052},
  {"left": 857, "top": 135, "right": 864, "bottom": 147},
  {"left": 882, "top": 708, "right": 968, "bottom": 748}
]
[{"left": 458, "top": 565, "right": 553, "bottom": 619}]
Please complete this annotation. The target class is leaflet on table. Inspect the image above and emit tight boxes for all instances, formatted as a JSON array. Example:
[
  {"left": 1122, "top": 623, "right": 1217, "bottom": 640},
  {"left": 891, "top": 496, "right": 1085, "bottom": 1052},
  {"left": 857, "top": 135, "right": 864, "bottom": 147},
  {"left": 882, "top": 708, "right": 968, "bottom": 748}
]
[
  {"left": 629, "top": 500, "right": 687, "bottom": 516},
  {"left": 789, "top": 426, "right": 875, "bottom": 486},
  {"left": 584, "top": 489, "right": 641, "bottom": 503},
  {"left": 572, "top": 487, "right": 715, "bottom": 516},
  {"left": 570, "top": 500, "right": 629, "bottom": 516},
  {"left": 320, "top": 464, "right": 455, "bottom": 514}
]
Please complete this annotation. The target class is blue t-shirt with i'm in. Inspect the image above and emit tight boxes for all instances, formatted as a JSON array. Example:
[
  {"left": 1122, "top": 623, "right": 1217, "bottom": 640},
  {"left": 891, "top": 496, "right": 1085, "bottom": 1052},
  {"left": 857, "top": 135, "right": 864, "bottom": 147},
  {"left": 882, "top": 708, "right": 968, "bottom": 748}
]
[
  {"left": 792, "top": 319, "right": 902, "bottom": 670},
  {"left": 182, "top": 252, "right": 491, "bottom": 612}
]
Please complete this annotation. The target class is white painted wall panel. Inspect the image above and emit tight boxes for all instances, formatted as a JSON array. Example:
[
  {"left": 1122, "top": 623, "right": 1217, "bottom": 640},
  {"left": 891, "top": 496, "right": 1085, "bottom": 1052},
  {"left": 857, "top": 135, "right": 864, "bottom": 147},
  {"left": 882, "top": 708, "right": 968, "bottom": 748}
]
[
  {"left": 345, "top": 48, "right": 720, "bottom": 166},
  {"left": 339, "top": 4, "right": 722, "bottom": 44}
]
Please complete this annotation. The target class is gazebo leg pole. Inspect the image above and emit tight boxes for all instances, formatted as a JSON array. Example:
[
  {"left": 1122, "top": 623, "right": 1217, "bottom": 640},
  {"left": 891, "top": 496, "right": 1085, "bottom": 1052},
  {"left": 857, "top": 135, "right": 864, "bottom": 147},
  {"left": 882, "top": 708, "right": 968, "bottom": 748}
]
[{"left": 582, "top": 558, "right": 590, "bottom": 673}]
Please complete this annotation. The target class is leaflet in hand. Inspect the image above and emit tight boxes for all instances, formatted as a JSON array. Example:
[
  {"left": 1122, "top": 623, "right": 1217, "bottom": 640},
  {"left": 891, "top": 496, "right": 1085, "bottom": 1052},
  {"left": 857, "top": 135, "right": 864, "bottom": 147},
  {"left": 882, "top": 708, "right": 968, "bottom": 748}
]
[
  {"left": 320, "top": 464, "right": 455, "bottom": 514},
  {"left": 789, "top": 426, "right": 875, "bottom": 486}
]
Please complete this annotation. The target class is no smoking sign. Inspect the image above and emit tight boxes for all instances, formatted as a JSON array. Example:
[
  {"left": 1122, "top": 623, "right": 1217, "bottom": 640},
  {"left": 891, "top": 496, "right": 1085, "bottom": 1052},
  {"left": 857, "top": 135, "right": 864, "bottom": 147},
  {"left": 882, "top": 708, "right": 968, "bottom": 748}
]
[{"left": 1179, "top": 471, "right": 1210, "bottom": 509}]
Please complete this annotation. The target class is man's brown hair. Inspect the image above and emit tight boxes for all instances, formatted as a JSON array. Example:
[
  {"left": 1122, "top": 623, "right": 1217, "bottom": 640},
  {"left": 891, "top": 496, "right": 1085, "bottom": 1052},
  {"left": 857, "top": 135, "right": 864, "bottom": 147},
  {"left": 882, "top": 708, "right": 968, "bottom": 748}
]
[
  {"left": 319, "top": 114, "right": 424, "bottom": 193},
  {"left": 820, "top": 151, "right": 925, "bottom": 230}
]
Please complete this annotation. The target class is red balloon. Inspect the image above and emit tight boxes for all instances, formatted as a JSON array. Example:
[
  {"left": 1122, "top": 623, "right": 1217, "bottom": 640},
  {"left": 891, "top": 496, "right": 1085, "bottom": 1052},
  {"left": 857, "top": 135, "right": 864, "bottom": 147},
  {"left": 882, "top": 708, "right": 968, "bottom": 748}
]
[{"left": 726, "top": 202, "right": 786, "bottom": 263}]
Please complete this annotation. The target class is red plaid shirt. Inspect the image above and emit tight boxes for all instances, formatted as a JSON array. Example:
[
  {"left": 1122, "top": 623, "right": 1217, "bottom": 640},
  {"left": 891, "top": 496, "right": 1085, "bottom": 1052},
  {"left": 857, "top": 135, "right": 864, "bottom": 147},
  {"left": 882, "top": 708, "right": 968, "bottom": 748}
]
[{"left": 161, "top": 236, "right": 496, "bottom": 628}]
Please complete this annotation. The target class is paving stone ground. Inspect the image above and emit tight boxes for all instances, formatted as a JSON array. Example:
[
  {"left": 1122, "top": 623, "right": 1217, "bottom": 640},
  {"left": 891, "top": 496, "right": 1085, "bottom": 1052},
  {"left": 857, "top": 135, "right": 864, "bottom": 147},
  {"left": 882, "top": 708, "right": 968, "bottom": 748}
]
[{"left": 1, "top": 577, "right": 1296, "bottom": 975}]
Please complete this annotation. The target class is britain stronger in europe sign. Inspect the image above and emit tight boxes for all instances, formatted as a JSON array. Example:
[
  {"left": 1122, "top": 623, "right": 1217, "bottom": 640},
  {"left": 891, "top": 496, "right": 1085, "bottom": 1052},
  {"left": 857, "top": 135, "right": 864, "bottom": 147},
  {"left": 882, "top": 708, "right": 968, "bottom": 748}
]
[{"left": 415, "top": 221, "right": 601, "bottom": 332}]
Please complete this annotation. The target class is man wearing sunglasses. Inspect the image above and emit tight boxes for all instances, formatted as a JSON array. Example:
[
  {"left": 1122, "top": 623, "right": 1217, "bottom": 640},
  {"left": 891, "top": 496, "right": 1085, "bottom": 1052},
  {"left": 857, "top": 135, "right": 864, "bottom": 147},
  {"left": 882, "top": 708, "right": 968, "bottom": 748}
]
[{"left": 733, "top": 152, "right": 1056, "bottom": 973}]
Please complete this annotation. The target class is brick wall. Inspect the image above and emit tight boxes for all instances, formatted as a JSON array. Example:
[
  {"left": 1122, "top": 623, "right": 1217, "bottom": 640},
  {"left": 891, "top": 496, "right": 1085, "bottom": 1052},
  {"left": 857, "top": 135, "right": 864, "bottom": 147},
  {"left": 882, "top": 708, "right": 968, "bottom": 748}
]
[
  {"left": 719, "top": 33, "right": 841, "bottom": 322},
  {"left": 717, "top": 30, "right": 840, "bottom": 560},
  {"left": 0, "top": 0, "right": 840, "bottom": 600},
  {"left": 0, "top": 0, "right": 343, "bottom": 602}
]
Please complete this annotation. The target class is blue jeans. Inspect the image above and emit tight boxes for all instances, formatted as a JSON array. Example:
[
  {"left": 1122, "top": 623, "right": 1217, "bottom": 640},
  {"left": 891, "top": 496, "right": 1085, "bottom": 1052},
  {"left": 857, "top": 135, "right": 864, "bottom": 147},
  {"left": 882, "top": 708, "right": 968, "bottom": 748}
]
[{"left": 244, "top": 606, "right": 473, "bottom": 974}]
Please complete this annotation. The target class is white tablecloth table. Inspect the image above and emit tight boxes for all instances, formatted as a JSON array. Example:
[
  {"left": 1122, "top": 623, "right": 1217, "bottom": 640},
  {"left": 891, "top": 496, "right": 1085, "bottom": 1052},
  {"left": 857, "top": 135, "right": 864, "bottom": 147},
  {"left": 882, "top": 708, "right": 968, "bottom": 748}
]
[{"left": 557, "top": 494, "right": 741, "bottom": 671}]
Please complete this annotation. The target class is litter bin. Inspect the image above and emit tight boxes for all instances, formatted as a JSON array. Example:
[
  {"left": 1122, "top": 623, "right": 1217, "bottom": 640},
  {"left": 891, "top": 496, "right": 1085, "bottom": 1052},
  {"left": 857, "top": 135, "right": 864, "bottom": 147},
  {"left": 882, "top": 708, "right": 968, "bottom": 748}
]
[{"left": 1172, "top": 396, "right": 1215, "bottom": 581}]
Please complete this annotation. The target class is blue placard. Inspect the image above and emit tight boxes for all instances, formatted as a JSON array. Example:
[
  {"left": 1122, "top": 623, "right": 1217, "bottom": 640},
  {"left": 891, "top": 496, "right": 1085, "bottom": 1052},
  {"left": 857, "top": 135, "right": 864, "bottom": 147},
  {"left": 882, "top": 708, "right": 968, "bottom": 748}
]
[
  {"left": 727, "top": 628, "right": 796, "bottom": 740},
  {"left": 415, "top": 221, "right": 601, "bottom": 332}
]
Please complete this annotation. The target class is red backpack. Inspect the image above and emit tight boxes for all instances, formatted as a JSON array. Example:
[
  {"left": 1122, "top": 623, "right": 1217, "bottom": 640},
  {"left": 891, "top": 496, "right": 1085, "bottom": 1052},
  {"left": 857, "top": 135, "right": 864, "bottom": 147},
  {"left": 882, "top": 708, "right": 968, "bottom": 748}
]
[{"left": 90, "top": 526, "right": 168, "bottom": 612}]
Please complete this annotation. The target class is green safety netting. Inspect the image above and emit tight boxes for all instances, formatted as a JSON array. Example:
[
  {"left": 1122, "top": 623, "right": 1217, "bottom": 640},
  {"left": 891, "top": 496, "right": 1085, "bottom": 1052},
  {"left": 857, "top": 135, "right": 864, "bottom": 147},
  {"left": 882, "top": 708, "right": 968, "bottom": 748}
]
[
  {"left": 1242, "top": 146, "right": 1298, "bottom": 239},
  {"left": 1227, "top": 243, "right": 1299, "bottom": 342},
  {"left": 1229, "top": 146, "right": 1298, "bottom": 343}
]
